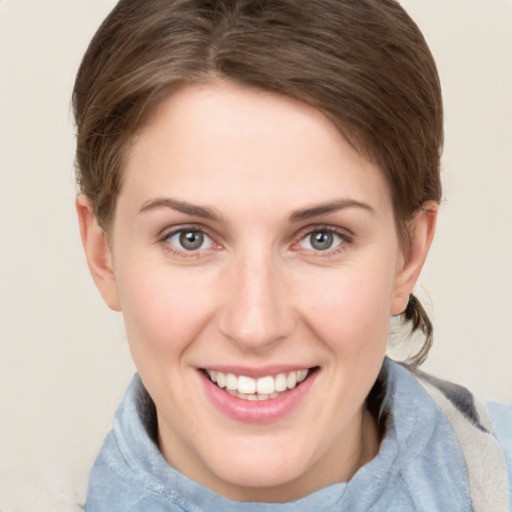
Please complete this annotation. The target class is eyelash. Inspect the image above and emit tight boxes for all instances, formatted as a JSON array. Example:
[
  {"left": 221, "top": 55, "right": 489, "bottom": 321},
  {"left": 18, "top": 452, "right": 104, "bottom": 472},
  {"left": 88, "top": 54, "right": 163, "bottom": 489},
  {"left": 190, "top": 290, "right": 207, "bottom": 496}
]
[
  {"left": 293, "top": 225, "right": 352, "bottom": 258},
  {"left": 159, "top": 225, "right": 218, "bottom": 259},
  {"left": 158, "top": 224, "right": 352, "bottom": 259}
]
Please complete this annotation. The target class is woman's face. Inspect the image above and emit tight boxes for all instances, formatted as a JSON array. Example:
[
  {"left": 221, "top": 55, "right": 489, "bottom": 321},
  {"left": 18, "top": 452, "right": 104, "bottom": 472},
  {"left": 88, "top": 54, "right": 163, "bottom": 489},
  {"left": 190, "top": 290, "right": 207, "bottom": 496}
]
[{"left": 85, "top": 81, "right": 426, "bottom": 501}]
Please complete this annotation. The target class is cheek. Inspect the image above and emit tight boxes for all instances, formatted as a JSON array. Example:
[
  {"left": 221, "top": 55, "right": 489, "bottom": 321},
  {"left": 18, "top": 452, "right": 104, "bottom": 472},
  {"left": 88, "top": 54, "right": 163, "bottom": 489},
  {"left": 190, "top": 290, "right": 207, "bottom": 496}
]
[
  {"left": 116, "top": 262, "right": 217, "bottom": 361},
  {"left": 297, "top": 261, "right": 396, "bottom": 352}
]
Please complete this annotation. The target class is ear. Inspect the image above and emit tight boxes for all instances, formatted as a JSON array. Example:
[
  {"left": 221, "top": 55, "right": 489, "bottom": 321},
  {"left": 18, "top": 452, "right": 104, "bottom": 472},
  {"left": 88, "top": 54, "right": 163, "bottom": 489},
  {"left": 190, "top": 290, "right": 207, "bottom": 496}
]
[
  {"left": 391, "top": 201, "right": 438, "bottom": 315},
  {"left": 76, "top": 194, "right": 121, "bottom": 311}
]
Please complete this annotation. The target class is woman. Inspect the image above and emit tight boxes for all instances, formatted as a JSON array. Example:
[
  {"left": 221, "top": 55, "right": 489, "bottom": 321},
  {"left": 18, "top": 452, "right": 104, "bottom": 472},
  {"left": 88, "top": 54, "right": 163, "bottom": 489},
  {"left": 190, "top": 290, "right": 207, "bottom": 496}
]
[{"left": 74, "top": 0, "right": 512, "bottom": 510}]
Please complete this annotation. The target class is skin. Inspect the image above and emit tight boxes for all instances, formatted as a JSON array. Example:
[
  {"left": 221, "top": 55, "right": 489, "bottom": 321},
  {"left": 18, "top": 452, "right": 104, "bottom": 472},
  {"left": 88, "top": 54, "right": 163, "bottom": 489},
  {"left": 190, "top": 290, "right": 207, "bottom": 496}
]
[{"left": 77, "top": 81, "right": 436, "bottom": 502}]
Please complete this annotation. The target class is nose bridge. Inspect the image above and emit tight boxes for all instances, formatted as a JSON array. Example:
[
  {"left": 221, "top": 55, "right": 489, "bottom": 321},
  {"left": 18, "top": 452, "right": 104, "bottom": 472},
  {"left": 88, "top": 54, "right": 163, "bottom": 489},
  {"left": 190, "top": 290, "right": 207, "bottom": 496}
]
[{"left": 218, "top": 245, "right": 294, "bottom": 349}]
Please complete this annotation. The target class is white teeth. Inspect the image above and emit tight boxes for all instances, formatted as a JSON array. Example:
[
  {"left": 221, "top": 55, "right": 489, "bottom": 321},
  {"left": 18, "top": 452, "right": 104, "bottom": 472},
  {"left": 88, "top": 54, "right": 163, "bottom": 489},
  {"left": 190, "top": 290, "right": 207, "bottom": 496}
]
[
  {"left": 256, "top": 375, "right": 274, "bottom": 395},
  {"left": 274, "top": 373, "right": 288, "bottom": 392},
  {"left": 216, "top": 372, "right": 226, "bottom": 388},
  {"left": 238, "top": 375, "right": 256, "bottom": 394},
  {"left": 297, "top": 369, "right": 308, "bottom": 383},
  {"left": 287, "top": 372, "right": 297, "bottom": 389},
  {"left": 206, "top": 368, "right": 312, "bottom": 399},
  {"left": 225, "top": 373, "right": 238, "bottom": 391}
]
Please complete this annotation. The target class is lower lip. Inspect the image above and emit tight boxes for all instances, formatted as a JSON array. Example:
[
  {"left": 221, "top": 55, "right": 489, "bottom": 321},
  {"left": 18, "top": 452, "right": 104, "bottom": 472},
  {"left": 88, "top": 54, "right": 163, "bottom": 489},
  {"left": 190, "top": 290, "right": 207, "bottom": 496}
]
[{"left": 200, "top": 370, "right": 318, "bottom": 423}]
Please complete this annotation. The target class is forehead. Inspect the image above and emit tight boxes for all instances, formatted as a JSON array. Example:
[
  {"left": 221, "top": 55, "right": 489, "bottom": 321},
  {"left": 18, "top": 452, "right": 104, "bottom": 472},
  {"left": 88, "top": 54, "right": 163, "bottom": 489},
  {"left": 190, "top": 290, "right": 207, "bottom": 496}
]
[{"left": 119, "top": 81, "right": 393, "bottom": 219}]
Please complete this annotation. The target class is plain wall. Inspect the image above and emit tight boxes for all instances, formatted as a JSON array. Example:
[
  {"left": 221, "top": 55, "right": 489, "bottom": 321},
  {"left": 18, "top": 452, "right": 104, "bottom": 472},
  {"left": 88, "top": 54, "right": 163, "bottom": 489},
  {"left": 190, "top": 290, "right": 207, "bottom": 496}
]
[{"left": 1, "top": 0, "right": 511, "bottom": 510}]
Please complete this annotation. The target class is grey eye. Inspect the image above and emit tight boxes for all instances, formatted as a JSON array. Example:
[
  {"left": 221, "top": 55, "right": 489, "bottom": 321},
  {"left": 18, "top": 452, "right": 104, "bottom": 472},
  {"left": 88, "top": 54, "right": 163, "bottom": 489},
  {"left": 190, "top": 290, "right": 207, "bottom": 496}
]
[
  {"left": 167, "top": 230, "right": 213, "bottom": 251},
  {"left": 310, "top": 231, "right": 333, "bottom": 250},
  {"left": 180, "top": 231, "right": 204, "bottom": 250},
  {"left": 299, "top": 230, "right": 343, "bottom": 251}
]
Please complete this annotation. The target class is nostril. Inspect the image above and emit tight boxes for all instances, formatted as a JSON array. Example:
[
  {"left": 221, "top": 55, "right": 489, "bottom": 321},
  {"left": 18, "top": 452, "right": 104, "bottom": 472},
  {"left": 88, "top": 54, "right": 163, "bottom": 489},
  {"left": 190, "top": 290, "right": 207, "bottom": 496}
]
[{"left": 217, "top": 303, "right": 296, "bottom": 349}]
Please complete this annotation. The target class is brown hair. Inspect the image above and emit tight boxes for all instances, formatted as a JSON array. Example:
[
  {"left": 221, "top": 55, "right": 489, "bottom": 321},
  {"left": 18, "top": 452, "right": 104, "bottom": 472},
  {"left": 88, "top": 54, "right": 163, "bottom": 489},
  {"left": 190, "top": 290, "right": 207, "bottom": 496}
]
[{"left": 73, "top": 0, "right": 443, "bottom": 364}]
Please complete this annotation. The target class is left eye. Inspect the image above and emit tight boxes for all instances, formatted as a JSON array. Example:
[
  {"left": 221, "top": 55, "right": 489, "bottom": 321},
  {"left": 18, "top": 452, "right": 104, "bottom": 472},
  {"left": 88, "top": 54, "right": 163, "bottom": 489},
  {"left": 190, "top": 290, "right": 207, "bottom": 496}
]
[
  {"left": 166, "top": 229, "right": 214, "bottom": 251},
  {"left": 299, "top": 230, "right": 343, "bottom": 251}
]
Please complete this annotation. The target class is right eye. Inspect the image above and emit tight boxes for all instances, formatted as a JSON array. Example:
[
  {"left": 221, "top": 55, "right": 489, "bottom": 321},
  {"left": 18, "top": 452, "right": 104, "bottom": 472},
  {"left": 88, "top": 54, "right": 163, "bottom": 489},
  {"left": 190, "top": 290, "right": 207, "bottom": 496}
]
[
  {"left": 298, "top": 229, "right": 345, "bottom": 252},
  {"left": 165, "top": 229, "right": 214, "bottom": 252}
]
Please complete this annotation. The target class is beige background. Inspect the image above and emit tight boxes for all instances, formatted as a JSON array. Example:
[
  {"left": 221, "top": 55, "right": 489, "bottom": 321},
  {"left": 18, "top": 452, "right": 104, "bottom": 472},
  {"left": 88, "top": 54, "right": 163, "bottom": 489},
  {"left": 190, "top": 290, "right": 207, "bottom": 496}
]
[{"left": 1, "top": 0, "right": 511, "bottom": 510}]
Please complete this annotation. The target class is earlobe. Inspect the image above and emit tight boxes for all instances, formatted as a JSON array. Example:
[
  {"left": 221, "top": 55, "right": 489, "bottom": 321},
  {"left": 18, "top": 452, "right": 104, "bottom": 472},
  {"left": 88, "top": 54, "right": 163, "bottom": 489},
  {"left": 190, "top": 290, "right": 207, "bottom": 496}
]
[
  {"left": 76, "top": 194, "right": 121, "bottom": 312},
  {"left": 391, "top": 201, "right": 438, "bottom": 315}
]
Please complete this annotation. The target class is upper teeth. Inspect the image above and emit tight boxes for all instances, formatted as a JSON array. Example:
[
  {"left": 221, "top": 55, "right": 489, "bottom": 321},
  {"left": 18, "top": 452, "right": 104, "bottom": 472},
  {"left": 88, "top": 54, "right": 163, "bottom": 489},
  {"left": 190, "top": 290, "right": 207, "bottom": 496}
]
[{"left": 206, "top": 369, "right": 309, "bottom": 395}]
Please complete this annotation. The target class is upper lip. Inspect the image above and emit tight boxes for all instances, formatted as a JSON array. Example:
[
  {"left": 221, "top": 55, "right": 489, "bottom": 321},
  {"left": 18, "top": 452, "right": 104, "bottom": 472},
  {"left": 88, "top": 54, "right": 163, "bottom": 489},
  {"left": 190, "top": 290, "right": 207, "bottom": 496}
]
[{"left": 199, "top": 365, "right": 317, "bottom": 379}]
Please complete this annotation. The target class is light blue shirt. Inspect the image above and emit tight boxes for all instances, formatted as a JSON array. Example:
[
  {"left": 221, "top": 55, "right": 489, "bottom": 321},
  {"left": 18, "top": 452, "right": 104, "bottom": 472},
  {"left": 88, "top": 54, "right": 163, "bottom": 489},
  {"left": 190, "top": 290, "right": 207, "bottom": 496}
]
[{"left": 85, "top": 360, "right": 512, "bottom": 511}]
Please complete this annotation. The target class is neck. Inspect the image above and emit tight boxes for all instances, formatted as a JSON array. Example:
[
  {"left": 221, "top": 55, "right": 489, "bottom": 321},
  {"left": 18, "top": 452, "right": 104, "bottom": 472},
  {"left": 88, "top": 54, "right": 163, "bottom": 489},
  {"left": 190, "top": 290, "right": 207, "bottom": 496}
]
[{"left": 161, "top": 405, "right": 381, "bottom": 503}]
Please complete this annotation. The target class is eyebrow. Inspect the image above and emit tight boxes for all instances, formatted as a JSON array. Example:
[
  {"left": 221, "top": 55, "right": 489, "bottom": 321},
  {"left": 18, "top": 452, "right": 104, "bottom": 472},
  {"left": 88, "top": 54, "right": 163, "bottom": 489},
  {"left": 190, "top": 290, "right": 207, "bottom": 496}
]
[
  {"left": 138, "top": 197, "right": 221, "bottom": 222},
  {"left": 138, "top": 197, "right": 374, "bottom": 223},
  {"left": 289, "top": 198, "right": 375, "bottom": 222}
]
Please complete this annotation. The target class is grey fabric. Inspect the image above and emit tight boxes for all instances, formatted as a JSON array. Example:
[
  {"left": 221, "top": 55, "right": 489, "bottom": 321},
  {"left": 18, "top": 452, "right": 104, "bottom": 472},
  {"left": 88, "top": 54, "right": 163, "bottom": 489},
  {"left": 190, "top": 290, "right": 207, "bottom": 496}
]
[
  {"left": 85, "top": 360, "right": 512, "bottom": 511},
  {"left": 415, "top": 373, "right": 509, "bottom": 512}
]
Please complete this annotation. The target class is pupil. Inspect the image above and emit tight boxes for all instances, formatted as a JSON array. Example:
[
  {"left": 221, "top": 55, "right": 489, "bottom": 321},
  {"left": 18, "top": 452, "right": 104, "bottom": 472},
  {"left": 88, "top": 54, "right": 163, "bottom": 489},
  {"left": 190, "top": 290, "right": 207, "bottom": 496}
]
[
  {"left": 180, "top": 231, "right": 203, "bottom": 250},
  {"left": 311, "top": 231, "right": 333, "bottom": 250}
]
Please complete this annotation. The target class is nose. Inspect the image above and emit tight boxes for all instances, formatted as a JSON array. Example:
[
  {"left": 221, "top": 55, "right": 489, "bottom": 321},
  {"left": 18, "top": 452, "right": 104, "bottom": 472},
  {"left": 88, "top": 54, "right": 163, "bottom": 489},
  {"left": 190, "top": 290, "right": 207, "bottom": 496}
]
[{"left": 217, "top": 250, "right": 296, "bottom": 351}]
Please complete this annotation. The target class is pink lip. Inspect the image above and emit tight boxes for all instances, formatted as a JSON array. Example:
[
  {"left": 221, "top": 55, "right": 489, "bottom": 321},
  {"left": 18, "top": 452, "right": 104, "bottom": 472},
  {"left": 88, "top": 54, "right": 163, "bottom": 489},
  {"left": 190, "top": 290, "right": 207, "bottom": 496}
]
[{"left": 200, "top": 368, "right": 318, "bottom": 423}]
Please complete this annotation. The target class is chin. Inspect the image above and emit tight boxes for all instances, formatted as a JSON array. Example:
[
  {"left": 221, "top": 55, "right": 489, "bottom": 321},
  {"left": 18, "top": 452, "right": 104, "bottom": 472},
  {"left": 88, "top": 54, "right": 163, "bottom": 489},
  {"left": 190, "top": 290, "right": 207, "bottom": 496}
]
[{"left": 199, "top": 439, "right": 318, "bottom": 501}]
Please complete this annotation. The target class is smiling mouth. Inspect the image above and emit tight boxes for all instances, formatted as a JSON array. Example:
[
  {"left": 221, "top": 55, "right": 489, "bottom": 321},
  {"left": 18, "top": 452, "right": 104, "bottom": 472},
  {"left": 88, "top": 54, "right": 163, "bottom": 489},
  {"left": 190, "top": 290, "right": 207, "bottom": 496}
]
[{"left": 202, "top": 368, "right": 319, "bottom": 401}]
